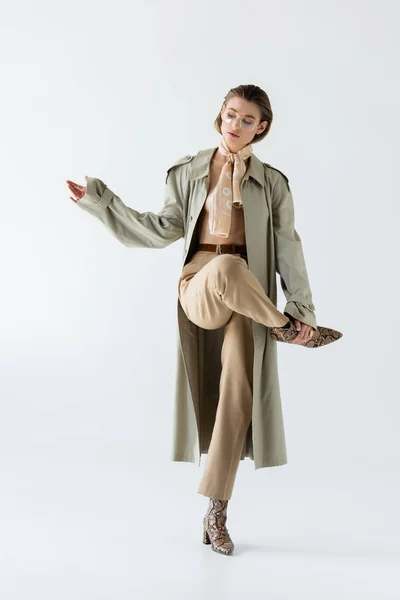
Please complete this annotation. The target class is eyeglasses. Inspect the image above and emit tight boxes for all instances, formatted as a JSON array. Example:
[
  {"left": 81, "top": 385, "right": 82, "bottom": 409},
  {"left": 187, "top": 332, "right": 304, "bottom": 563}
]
[{"left": 221, "top": 107, "right": 258, "bottom": 132}]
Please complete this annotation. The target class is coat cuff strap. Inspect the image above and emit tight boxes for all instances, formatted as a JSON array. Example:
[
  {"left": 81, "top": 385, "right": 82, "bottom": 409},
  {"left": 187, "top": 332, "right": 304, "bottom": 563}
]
[
  {"left": 79, "top": 177, "right": 113, "bottom": 208},
  {"left": 98, "top": 187, "right": 114, "bottom": 209}
]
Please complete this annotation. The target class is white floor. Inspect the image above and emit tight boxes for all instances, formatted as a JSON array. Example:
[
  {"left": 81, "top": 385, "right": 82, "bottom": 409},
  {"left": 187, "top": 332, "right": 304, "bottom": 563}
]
[{"left": 0, "top": 440, "right": 399, "bottom": 600}]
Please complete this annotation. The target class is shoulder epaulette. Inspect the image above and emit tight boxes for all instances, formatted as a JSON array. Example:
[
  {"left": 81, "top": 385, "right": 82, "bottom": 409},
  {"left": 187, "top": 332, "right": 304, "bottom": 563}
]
[
  {"left": 165, "top": 155, "right": 194, "bottom": 183},
  {"left": 263, "top": 162, "right": 291, "bottom": 191}
]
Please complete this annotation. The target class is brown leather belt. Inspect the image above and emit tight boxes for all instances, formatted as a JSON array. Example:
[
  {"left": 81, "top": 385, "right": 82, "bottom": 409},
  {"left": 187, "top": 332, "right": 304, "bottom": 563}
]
[{"left": 197, "top": 243, "right": 247, "bottom": 257}]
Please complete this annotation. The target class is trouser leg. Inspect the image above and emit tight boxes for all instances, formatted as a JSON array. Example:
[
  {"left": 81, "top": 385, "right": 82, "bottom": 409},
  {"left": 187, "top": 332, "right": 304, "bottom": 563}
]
[
  {"left": 178, "top": 250, "right": 288, "bottom": 500},
  {"left": 197, "top": 310, "right": 254, "bottom": 500},
  {"left": 179, "top": 252, "right": 289, "bottom": 331}
]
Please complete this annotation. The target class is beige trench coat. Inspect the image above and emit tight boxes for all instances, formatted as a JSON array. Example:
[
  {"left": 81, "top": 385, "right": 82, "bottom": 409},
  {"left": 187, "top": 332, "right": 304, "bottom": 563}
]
[{"left": 76, "top": 146, "right": 317, "bottom": 470}]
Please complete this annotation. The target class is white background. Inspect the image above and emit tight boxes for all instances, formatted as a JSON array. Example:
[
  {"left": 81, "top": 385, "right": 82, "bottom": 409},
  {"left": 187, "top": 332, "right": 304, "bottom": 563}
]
[{"left": 0, "top": 0, "right": 399, "bottom": 597}]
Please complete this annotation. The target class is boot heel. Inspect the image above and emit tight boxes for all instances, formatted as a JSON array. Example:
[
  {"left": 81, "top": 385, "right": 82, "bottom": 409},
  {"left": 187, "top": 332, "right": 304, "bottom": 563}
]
[
  {"left": 203, "top": 518, "right": 211, "bottom": 544},
  {"left": 202, "top": 499, "right": 234, "bottom": 555}
]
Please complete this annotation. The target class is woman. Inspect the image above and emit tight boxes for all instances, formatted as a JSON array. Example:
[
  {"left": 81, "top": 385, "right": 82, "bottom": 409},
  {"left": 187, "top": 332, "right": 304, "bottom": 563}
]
[{"left": 67, "top": 84, "right": 342, "bottom": 557}]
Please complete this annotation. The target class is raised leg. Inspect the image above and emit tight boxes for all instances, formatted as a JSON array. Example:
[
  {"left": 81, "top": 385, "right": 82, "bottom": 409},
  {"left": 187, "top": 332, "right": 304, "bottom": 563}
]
[{"left": 180, "top": 253, "right": 289, "bottom": 330}]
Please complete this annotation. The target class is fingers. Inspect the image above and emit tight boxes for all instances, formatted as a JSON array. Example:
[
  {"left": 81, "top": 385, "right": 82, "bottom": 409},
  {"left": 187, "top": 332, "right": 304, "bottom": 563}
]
[
  {"left": 66, "top": 176, "right": 88, "bottom": 190},
  {"left": 291, "top": 321, "right": 313, "bottom": 344},
  {"left": 297, "top": 327, "right": 307, "bottom": 344},
  {"left": 290, "top": 319, "right": 302, "bottom": 344},
  {"left": 66, "top": 180, "right": 84, "bottom": 193},
  {"left": 286, "top": 317, "right": 314, "bottom": 345},
  {"left": 298, "top": 325, "right": 313, "bottom": 344},
  {"left": 66, "top": 178, "right": 87, "bottom": 202},
  {"left": 67, "top": 184, "right": 82, "bottom": 201}
]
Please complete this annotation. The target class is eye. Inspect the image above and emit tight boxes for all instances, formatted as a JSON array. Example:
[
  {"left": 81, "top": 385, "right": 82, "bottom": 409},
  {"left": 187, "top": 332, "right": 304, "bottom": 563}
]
[{"left": 244, "top": 119, "right": 254, "bottom": 126}]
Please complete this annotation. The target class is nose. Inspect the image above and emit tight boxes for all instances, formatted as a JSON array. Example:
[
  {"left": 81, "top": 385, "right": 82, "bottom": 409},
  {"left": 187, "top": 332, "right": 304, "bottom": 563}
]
[{"left": 232, "top": 116, "right": 241, "bottom": 132}]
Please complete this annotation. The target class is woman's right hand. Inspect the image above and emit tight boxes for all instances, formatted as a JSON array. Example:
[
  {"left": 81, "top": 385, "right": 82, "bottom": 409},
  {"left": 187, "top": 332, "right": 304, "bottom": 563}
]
[{"left": 66, "top": 175, "right": 89, "bottom": 203}]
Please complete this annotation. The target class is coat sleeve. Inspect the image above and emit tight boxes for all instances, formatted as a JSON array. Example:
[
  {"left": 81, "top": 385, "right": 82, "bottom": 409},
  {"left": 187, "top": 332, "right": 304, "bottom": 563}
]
[
  {"left": 75, "top": 155, "right": 193, "bottom": 249},
  {"left": 271, "top": 170, "right": 317, "bottom": 330}
]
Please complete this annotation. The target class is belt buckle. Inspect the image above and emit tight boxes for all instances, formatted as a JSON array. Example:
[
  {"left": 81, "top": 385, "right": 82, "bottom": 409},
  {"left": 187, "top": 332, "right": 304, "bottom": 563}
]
[{"left": 217, "top": 244, "right": 237, "bottom": 255}]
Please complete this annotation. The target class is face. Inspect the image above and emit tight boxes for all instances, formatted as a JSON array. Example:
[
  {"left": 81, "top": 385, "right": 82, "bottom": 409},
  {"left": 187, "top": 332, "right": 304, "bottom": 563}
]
[{"left": 220, "top": 97, "right": 268, "bottom": 153}]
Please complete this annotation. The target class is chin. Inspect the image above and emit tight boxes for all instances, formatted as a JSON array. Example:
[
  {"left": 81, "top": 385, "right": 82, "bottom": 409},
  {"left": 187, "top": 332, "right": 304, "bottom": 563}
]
[{"left": 225, "top": 133, "right": 240, "bottom": 145}]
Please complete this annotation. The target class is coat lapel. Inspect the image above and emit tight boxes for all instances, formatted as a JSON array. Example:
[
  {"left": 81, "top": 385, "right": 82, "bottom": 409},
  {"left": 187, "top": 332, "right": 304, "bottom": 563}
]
[
  {"left": 188, "top": 146, "right": 266, "bottom": 236},
  {"left": 190, "top": 146, "right": 265, "bottom": 185}
]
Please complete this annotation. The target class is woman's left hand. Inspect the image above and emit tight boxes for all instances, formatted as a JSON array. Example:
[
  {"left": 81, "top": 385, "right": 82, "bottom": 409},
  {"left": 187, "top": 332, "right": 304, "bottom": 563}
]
[{"left": 291, "top": 319, "right": 315, "bottom": 345}]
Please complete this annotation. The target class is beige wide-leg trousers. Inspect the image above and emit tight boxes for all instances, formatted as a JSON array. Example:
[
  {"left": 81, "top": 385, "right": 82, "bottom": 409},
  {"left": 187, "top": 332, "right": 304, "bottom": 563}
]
[{"left": 178, "top": 250, "right": 289, "bottom": 501}]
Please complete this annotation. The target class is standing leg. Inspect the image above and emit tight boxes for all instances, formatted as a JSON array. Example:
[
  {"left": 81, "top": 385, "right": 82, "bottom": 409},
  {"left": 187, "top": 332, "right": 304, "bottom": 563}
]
[{"left": 197, "top": 310, "right": 254, "bottom": 500}]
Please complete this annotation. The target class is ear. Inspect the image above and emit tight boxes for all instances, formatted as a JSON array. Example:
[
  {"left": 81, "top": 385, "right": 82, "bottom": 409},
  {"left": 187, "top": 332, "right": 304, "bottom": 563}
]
[{"left": 258, "top": 119, "right": 268, "bottom": 134}]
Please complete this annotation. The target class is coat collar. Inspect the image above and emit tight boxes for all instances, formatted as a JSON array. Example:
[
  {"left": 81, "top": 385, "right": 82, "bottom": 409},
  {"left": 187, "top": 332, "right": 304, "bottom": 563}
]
[{"left": 190, "top": 146, "right": 265, "bottom": 187}]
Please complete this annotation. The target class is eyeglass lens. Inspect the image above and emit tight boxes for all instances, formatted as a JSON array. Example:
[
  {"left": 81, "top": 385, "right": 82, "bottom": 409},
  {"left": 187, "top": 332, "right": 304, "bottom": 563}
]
[{"left": 222, "top": 108, "right": 257, "bottom": 132}]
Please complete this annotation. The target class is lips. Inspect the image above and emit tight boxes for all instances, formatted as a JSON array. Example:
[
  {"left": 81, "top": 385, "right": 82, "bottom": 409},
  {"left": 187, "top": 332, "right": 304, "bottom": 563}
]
[{"left": 228, "top": 131, "right": 239, "bottom": 138}]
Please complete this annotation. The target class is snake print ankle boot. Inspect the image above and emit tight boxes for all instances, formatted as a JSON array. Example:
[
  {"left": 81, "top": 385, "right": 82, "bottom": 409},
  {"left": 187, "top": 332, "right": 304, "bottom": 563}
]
[
  {"left": 270, "top": 313, "right": 343, "bottom": 348},
  {"left": 202, "top": 498, "right": 234, "bottom": 555}
]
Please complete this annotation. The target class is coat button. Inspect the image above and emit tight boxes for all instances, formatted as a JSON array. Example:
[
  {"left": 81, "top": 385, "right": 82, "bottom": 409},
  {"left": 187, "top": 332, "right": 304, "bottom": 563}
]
[{"left": 189, "top": 216, "right": 193, "bottom": 221}]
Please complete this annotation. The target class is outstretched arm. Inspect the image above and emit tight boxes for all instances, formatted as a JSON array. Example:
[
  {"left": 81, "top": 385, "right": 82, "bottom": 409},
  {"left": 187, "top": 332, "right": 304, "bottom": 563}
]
[
  {"left": 73, "top": 158, "right": 192, "bottom": 249},
  {"left": 271, "top": 171, "right": 317, "bottom": 330}
]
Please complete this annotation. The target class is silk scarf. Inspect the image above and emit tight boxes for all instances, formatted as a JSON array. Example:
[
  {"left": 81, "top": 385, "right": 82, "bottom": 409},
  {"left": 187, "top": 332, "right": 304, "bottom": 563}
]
[{"left": 208, "top": 137, "right": 253, "bottom": 238}]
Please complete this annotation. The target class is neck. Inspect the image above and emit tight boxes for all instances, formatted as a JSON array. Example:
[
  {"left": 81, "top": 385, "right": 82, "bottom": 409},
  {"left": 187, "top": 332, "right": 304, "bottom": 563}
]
[{"left": 216, "top": 147, "right": 250, "bottom": 161}]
